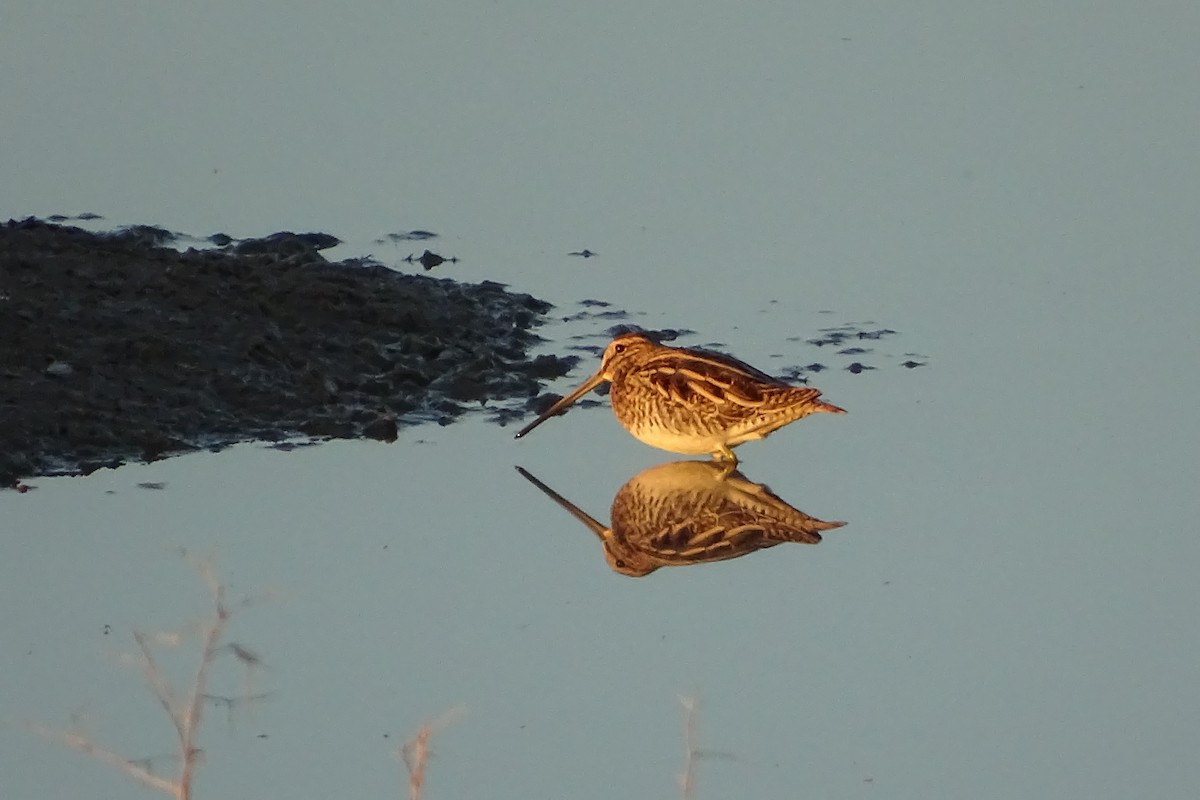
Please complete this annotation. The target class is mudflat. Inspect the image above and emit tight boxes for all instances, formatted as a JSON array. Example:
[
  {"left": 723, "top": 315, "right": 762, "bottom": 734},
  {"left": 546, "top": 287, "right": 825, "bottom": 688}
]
[{"left": 0, "top": 219, "right": 574, "bottom": 486}]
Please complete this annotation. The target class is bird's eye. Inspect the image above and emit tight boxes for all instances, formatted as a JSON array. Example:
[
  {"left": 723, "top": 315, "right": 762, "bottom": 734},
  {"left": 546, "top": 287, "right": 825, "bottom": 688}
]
[{"left": 614, "top": 344, "right": 626, "bottom": 354}]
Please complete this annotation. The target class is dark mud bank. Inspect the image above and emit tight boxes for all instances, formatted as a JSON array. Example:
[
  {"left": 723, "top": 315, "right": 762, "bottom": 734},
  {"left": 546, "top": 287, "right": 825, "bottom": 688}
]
[{"left": 0, "top": 219, "right": 574, "bottom": 486}]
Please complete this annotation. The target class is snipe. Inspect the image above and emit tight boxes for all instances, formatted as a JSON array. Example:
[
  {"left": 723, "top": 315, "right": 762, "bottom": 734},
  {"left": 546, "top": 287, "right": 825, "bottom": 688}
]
[
  {"left": 515, "top": 332, "right": 844, "bottom": 463},
  {"left": 517, "top": 461, "right": 845, "bottom": 577}
]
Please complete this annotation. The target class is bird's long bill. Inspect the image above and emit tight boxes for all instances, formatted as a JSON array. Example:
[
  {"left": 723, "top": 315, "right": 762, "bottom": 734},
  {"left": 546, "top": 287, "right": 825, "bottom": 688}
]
[
  {"left": 513, "top": 371, "right": 607, "bottom": 439},
  {"left": 514, "top": 466, "right": 608, "bottom": 538}
]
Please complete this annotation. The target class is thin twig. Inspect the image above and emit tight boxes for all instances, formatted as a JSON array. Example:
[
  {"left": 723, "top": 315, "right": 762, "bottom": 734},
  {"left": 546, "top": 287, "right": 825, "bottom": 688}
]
[
  {"left": 176, "top": 564, "right": 227, "bottom": 800},
  {"left": 402, "top": 723, "right": 431, "bottom": 800},
  {"left": 679, "top": 695, "right": 699, "bottom": 800},
  {"left": 133, "top": 630, "right": 184, "bottom": 744},
  {"left": 28, "top": 723, "right": 179, "bottom": 796},
  {"left": 399, "top": 705, "right": 466, "bottom": 800},
  {"left": 31, "top": 553, "right": 263, "bottom": 800}
]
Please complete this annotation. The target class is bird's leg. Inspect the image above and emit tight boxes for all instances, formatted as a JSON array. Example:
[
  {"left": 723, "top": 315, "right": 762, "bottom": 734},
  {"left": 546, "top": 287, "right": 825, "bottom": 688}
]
[
  {"left": 712, "top": 445, "right": 739, "bottom": 468},
  {"left": 715, "top": 460, "right": 737, "bottom": 481}
]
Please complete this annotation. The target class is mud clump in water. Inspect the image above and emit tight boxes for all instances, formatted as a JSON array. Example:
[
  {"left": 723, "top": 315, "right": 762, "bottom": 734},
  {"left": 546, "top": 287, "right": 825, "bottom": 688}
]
[{"left": 0, "top": 218, "right": 573, "bottom": 485}]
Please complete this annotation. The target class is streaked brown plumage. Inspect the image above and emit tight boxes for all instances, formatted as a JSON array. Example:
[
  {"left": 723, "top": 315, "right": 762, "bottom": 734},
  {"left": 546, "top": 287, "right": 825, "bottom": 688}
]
[
  {"left": 515, "top": 332, "right": 844, "bottom": 463},
  {"left": 517, "top": 461, "right": 846, "bottom": 577}
]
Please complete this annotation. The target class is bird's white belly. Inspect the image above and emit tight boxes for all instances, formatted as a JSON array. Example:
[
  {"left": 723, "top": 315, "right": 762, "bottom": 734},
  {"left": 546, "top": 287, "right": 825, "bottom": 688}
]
[{"left": 627, "top": 424, "right": 719, "bottom": 455}]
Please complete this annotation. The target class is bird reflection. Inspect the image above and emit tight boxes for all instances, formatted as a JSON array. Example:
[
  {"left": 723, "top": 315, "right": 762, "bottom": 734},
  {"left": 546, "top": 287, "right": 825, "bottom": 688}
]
[{"left": 516, "top": 460, "right": 845, "bottom": 577}]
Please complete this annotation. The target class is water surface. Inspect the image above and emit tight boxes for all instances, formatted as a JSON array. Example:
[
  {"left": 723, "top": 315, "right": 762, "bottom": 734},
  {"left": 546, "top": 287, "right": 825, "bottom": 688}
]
[{"left": 3, "top": 3, "right": 1199, "bottom": 798}]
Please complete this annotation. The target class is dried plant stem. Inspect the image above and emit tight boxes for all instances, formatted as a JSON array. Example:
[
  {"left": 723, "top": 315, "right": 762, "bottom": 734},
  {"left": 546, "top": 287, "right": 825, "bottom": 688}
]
[
  {"left": 400, "top": 705, "right": 465, "bottom": 800},
  {"left": 27, "top": 725, "right": 179, "bottom": 796},
  {"left": 679, "top": 695, "right": 700, "bottom": 800},
  {"left": 402, "top": 723, "right": 431, "bottom": 800},
  {"left": 32, "top": 553, "right": 261, "bottom": 800}
]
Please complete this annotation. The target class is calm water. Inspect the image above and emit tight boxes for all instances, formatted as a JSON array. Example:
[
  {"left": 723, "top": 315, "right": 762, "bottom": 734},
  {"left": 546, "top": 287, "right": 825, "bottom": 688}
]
[{"left": 4, "top": 3, "right": 1200, "bottom": 798}]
